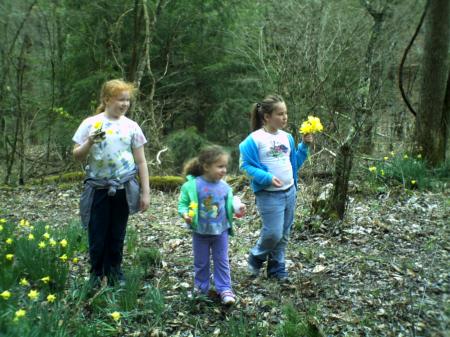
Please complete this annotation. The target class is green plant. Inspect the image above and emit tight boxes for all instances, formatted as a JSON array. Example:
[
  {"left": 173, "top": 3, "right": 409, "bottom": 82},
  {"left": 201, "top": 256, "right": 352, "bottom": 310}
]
[
  {"left": 149, "top": 176, "right": 184, "bottom": 191},
  {"left": 125, "top": 226, "right": 138, "bottom": 255},
  {"left": 223, "top": 315, "right": 269, "bottom": 336},
  {"left": 137, "top": 247, "right": 162, "bottom": 273},
  {"left": 277, "top": 304, "right": 323, "bottom": 337},
  {"left": 116, "top": 267, "right": 144, "bottom": 311},
  {"left": 142, "top": 285, "right": 165, "bottom": 319},
  {"left": 165, "top": 127, "right": 210, "bottom": 173},
  {"left": 363, "top": 153, "right": 439, "bottom": 190}
]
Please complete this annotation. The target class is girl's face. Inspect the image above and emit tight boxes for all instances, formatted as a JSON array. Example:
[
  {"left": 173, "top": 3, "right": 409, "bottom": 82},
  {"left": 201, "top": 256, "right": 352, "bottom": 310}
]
[
  {"left": 203, "top": 155, "right": 228, "bottom": 182},
  {"left": 105, "top": 90, "right": 131, "bottom": 119},
  {"left": 264, "top": 102, "right": 288, "bottom": 131}
]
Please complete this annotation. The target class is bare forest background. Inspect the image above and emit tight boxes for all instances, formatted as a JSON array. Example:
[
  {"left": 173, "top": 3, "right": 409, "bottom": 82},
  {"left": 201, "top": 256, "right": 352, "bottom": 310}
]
[
  {"left": 0, "top": 1, "right": 449, "bottom": 336},
  {"left": 1, "top": 0, "right": 449, "bottom": 186}
]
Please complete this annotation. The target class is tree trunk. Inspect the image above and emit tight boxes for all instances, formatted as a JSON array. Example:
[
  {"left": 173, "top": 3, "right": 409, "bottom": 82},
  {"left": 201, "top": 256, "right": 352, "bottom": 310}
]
[
  {"left": 442, "top": 70, "right": 450, "bottom": 159},
  {"left": 358, "top": 1, "right": 387, "bottom": 154},
  {"left": 326, "top": 142, "right": 353, "bottom": 220},
  {"left": 416, "top": 0, "right": 450, "bottom": 166}
]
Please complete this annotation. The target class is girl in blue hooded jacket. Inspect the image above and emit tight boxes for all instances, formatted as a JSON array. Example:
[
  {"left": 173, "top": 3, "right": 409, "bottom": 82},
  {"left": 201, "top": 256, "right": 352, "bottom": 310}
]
[{"left": 239, "top": 95, "right": 312, "bottom": 281}]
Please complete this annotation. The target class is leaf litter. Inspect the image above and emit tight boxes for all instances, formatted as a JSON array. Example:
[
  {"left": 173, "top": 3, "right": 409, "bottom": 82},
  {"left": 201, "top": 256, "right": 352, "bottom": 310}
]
[{"left": 0, "top": 183, "right": 448, "bottom": 336}]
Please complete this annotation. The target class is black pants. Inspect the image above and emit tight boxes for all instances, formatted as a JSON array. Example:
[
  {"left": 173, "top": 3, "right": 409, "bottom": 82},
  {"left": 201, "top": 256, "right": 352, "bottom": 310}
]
[{"left": 88, "top": 189, "right": 129, "bottom": 277}]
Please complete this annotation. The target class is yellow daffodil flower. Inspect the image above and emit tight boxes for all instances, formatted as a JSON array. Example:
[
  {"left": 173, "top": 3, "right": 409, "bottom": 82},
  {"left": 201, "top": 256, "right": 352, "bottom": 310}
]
[
  {"left": 110, "top": 311, "right": 121, "bottom": 321},
  {"left": 383, "top": 156, "right": 389, "bottom": 161},
  {"left": 6, "top": 238, "right": 13, "bottom": 245},
  {"left": 6, "top": 254, "right": 14, "bottom": 261},
  {"left": 49, "top": 238, "right": 56, "bottom": 247},
  {"left": 59, "top": 254, "right": 68, "bottom": 262},
  {"left": 390, "top": 151, "right": 395, "bottom": 156},
  {"left": 28, "top": 233, "right": 35, "bottom": 241},
  {"left": 72, "top": 257, "right": 79, "bottom": 264},
  {"left": 42, "top": 233, "right": 50, "bottom": 240},
  {"left": 411, "top": 180, "right": 417, "bottom": 185},
  {"left": 93, "top": 121, "right": 103, "bottom": 129},
  {"left": 105, "top": 129, "right": 114, "bottom": 135},
  {"left": 368, "top": 166, "right": 377, "bottom": 173},
  {"left": 19, "top": 219, "right": 30, "bottom": 227},
  {"left": 299, "top": 121, "right": 313, "bottom": 134},
  {"left": 188, "top": 210, "right": 195, "bottom": 218},
  {"left": 28, "top": 289, "right": 39, "bottom": 301},
  {"left": 189, "top": 202, "right": 198, "bottom": 210},
  {"left": 19, "top": 278, "right": 30, "bottom": 286},
  {"left": 0, "top": 218, "right": 6, "bottom": 223},
  {"left": 14, "top": 309, "right": 26, "bottom": 320},
  {"left": 38, "top": 241, "right": 46, "bottom": 249},
  {"left": 40, "top": 276, "right": 51, "bottom": 284},
  {"left": 403, "top": 154, "right": 408, "bottom": 159},
  {"left": 47, "top": 294, "right": 56, "bottom": 303},
  {"left": 60, "top": 239, "right": 68, "bottom": 248},
  {"left": 417, "top": 154, "right": 422, "bottom": 159},
  {"left": 1, "top": 290, "right": 11, "bottom": 300},
  {"left": 299, "top": 116, "right": 324, "bottom": 134}
]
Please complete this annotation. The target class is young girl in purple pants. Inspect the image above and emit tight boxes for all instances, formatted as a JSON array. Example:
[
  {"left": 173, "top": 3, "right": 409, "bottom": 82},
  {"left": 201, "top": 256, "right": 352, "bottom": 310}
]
[{"left": 178, "top": 145, "right": 245, "bottom": 305}]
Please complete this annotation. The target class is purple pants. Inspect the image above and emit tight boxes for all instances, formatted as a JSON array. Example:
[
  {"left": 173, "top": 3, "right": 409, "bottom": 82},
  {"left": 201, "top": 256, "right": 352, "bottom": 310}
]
[{"left": 192, "top": 230, "right": 232, "bottom": 294}]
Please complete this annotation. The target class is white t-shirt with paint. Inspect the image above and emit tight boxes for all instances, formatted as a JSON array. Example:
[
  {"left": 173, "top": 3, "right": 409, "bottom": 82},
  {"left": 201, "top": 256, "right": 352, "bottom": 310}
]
[
  {"left": 72, "top": 113, "right": 147, "bottom": 179},
  {"left": 251, "top": 128, "right": 293, "bottom": 191}
]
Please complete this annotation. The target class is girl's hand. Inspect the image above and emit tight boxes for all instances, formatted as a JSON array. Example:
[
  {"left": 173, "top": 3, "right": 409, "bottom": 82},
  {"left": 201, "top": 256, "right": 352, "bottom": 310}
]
[
  {"left": 239, "top": 204, "right": 246, "bottom": 216},
  {"left": 182, "top": 213, "right": 192, "bottom": 224},
  {"left": 140, "top": 193, "right": 150, "bottom": 212},
  {"left": 272, "top": 176, "right": 283, "bottom": 187},
  {"left": 88, "top": 129, "right": 106, "bottom": 144},
  {"left": 302, "top": 133, "right": 314, "bottom": 144}
]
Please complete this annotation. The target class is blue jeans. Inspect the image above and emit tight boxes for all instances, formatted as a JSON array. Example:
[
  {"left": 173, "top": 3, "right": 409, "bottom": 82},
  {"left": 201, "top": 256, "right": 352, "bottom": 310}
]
[
  {"left": 249, "top": 185, "right": 296, "bottom": 278},
  {"left": 192, "top": 230, "right": 232, "bottom": 294}
]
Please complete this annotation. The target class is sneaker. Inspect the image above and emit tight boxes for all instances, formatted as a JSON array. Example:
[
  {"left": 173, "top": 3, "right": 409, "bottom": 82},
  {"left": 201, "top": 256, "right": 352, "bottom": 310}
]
[
  {"left": 248, "top": 254, "right": 263, "bottom": 277},
  {"left": 248, "top": 263, "right": 261, "bottom": 277},
  {"left": 268, "top": 273, "right": 291, "bottom": 284},
  {"left": 220, "top": 290, "right": 236, "bottom": 306}
]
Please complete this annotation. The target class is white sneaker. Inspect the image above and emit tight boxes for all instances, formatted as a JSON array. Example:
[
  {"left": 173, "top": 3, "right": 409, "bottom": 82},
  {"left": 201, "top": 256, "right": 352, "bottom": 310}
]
[{"left": 220, "top": 290, "right": 236, "bottom": 305}]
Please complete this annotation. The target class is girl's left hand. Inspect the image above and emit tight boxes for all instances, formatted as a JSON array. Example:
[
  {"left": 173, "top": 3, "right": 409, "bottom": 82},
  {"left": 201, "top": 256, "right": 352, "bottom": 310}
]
[
  {"left": 239, "top": 204, "right": 246, "bottom": 216},
  {"left": 302, "top": 133, "right": 314, "bottom": 144},
  {"left": 140, "top": 193, "right": 150, "bottom": 212}
]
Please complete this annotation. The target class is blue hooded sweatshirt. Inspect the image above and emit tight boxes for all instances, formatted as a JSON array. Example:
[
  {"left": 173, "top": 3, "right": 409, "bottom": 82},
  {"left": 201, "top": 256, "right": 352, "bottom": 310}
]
[{"left": 239, "top": 131, "right": 309, "bottom": 193}]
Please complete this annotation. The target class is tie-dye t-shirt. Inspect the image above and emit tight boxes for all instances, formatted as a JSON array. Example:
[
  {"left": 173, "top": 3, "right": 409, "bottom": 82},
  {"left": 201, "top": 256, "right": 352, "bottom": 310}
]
[
  {"left": 72, "top": 113, "right": 147, "bottom": 179},
  {"left": 251, "top": 128, "right": 293, "bottom": 191},
  {"left": 195, "top": 176, "right": 230, "bottom": 235}
]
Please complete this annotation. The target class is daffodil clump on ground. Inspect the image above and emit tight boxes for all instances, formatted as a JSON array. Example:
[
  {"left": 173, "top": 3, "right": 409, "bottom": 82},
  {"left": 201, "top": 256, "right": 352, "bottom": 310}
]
[
  {"left": 0, "top": 217, "right": 83, "bottom": 334},
  {"left": 365, "top": 152, "right": 433, "bottom": 190}
]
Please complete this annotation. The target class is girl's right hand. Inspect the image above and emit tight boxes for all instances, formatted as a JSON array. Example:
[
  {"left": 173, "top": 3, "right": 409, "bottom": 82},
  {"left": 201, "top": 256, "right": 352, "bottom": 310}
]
[
  {"left": 88, "top": 129, "right": 106, "bottom": 144},
  {"left": 272, "top": 176, "right": 283, "bottom": 187}
]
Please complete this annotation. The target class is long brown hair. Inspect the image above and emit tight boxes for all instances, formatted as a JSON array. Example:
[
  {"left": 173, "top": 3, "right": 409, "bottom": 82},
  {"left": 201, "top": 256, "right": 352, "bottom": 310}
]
[
  {"left": 95, "top": 79, "right": 137, "bottom": 114},
  {"left": 250, "top": 94, "right": 284, "bottom": 131},
  {"left": 183, "top": 145, "right": 229, "bottom": 177}
]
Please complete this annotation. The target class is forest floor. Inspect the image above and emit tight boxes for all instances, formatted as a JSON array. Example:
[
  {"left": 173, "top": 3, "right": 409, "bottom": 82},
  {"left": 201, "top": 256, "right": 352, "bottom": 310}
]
[{"left": 0, "top": 179, "right": 448, "bottom": 336}]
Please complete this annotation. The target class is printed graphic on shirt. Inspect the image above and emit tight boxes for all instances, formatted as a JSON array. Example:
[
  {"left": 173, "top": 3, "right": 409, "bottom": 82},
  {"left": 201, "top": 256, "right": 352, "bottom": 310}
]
[
  {"left": 195, "top": 177, "right": 230, "bottom": 235},
  {"left": 267, "top": 141, "right": 289, "bottom": 158},
  {"left": 200, "top": 194, "right": 220, "bottom": 219}
]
